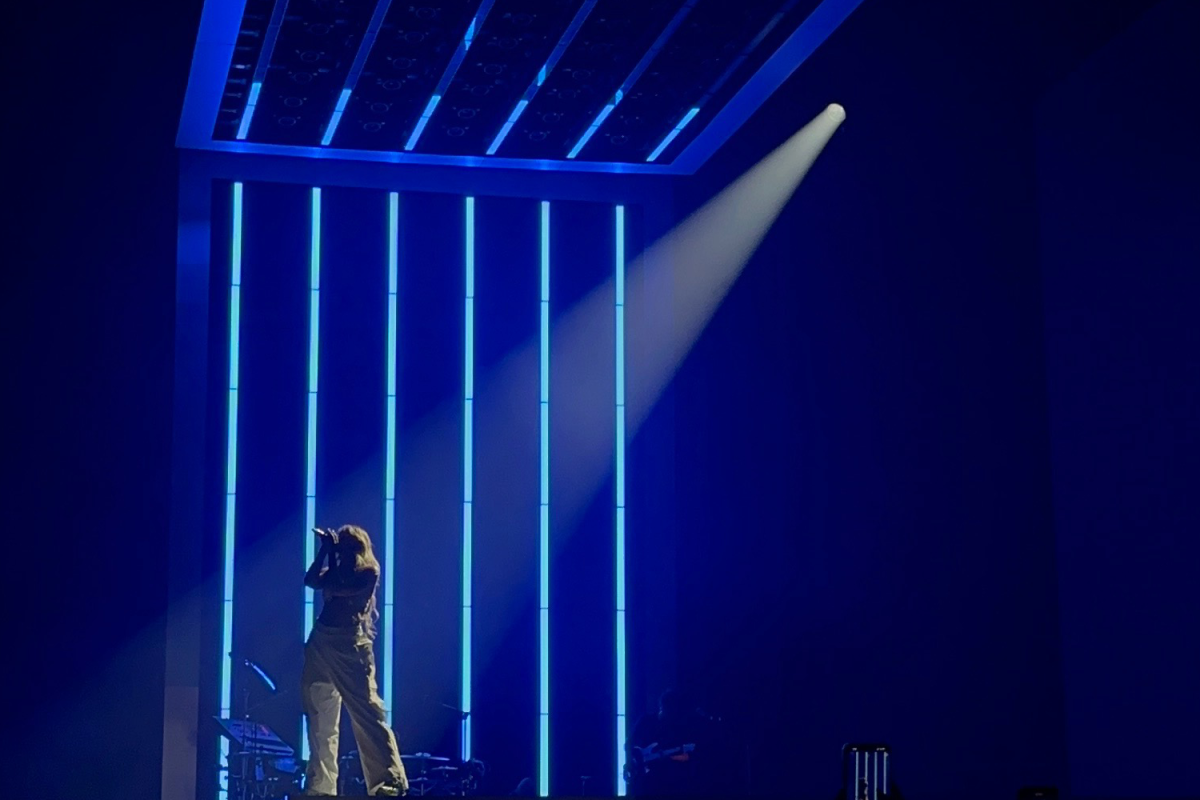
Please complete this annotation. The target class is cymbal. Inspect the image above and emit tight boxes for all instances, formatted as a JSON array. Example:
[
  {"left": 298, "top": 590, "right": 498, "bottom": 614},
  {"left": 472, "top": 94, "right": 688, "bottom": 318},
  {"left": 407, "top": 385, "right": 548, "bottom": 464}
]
[{"left": 402, "top": 753, "right": 451, "bottom": 763}]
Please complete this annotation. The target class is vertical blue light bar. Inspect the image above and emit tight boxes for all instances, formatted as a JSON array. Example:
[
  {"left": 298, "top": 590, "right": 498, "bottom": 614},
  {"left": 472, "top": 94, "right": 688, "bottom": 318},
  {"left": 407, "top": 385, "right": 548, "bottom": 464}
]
[
  {"left": 614, "top": 205, "right": 627, "bottom": 795},
  {"left": 304, "top": 187, "right": 322, "bottom": 635},
  {"left": 646, "top": 107, "right": 700, "bottom": 162},
  {"left": 301, "top": 187, "right": 321, "bottom": 759},
  {"left": 461, "top": 196, "right": 476, "bottom": 762},
  {"left": 218, "top": 182, "right": 244, "bottom": 800},
  {"left": 538, "top": 201, "right": 551, "bottom": 797},
  {"left": 383, "top": 192, "right": 399, "bottom": 724}
]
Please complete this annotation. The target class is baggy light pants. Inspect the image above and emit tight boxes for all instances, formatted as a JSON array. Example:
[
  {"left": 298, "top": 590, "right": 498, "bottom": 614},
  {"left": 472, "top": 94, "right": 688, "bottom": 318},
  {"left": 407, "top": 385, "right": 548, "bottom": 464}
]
[{"left": 302, "top": 622, "right": 407, "bottom": 796}]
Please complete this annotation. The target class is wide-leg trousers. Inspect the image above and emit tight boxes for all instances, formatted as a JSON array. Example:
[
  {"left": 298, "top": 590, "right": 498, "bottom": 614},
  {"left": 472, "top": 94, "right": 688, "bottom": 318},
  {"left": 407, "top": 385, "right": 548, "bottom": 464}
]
[{"left": 302, "top": 622, "right": 407, "bottom": 796}]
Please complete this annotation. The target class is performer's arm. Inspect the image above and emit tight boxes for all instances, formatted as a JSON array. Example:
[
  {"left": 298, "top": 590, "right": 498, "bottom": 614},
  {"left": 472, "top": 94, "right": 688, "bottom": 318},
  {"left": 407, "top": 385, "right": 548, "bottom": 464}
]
[
  {"left": 320, "top": 563, "right": 378, "bottom": 596},
  {"left": 306, "top": 533, "right": 377, "bottom": 595},
  {"left": 304, "top": 532, "right": 332, "bottom": 589}
]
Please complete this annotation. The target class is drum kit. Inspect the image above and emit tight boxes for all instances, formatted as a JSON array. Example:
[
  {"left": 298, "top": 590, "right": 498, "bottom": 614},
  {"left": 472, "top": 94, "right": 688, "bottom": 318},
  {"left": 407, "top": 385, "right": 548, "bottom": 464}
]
[
  {"left": 339, "top": 751, "right": 485, "bottom": 797},
  {"left": 216, "top": 717, "right": 305, "bottom": 800},
  {"left": 218, "top": 730, "right": 482, "bottom": 798},
  {"left": 216, "top": 658, "right": 481, "bottom": 799}
]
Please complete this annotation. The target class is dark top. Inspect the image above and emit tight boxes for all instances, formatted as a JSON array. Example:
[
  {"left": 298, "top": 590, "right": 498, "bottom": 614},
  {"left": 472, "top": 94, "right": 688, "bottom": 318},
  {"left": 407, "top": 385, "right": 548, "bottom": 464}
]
[{"left": 307, "top": 556, "right": 378, "bottom": 629}]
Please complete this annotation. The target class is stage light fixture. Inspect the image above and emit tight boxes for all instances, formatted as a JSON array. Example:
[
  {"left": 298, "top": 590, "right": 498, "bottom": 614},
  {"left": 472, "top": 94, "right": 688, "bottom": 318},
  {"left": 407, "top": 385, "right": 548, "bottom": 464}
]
[{"left": 204, "top": 0, "right": 858, "bottom": 164}]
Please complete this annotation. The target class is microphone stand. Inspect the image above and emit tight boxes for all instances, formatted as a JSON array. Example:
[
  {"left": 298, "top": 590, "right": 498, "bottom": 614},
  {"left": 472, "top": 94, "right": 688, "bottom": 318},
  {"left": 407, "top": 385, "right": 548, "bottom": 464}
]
[
  {"left": 241, "top": 683, "right": 256, "bottom": 800},
  {"left": 234, "top": 657, "right": 280, "bottom": 800}
]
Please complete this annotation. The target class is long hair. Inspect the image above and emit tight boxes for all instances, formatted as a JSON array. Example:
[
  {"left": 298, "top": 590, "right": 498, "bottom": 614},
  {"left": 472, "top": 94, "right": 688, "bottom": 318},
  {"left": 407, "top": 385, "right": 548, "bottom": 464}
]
[{"left": 336, "top": 524, "right": 381, "bottom": 638}]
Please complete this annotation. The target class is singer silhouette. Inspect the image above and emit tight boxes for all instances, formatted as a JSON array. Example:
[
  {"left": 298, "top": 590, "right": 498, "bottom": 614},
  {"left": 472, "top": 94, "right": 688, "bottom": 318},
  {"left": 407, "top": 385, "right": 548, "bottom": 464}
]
[{"left": 302, "top": 526, "right": 407, "bottom": 797}]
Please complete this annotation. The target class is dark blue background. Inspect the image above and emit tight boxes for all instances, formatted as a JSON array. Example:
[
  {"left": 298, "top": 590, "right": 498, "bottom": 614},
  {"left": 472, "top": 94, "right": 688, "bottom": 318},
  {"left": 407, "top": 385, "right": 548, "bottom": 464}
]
[
  {"left": 7, "top": 0, "right": 1196, "bottom": 798},
  {"left": 1038, "top": 2, "right": 1199, "bottom": 795}
]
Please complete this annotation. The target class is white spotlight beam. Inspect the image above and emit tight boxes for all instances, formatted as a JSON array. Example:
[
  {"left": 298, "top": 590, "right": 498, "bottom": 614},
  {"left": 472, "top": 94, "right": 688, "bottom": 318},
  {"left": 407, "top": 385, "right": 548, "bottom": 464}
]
[
  {"left": 544, "top": 104, "right": 847, "bottom": 491},
  {"left": 625, "top": 104, "right": 845, "bottom": 431},
  {"left": 455, "top": 104, "right": 846, "bottom": 675}
]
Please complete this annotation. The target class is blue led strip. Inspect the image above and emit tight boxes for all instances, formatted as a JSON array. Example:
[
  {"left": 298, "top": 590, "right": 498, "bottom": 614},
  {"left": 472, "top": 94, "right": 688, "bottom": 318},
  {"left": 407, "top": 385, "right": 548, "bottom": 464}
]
[
  {"left": 643, "top": 0, "right": 801, "bottom": 161},
  {"left": 566, "top": 97, "right": 618, "bottom": 160},
  {"left": 461, "top": 196, "right": 476, "bottom": 762},
  {"left": 320, "top": 89, "right": 352, "bottom": 147},
  {"left": 614, "top": 205, "right": 627, "bottom": 795},
  {"left": 486, "top": 0, "right": 601, "bottom": 155},
  {"left": 405, "top": 96, "right": 443, "bottom": 152},
  {"left": 538, "top": 201, "right": 551, "bottom": 797},
  {"left": 383, "top": 192, "right": 399, "bottom": 724},
  {"left": 646, "top": 108, "right": 700, "bottom": 162},
  {"left": 320, "top": 0, "right": 395, "bottom": 146},
  {"left": 567, "top": 0, "right": 699, "bottom": 159},
  {"left": 218, "top": 182, "right": 244, "bottom": 800},
  {"left": 301, "top": 187, "right": 322, "bottom": 759},
  {"left": 702, "top": 0, "right": 802, "bottom": 100},
  {"left": 486, "top": 99, "right": 526, "bottom": 156},
  {"left": 304, "top": 187, "right": 322, "bottom": 637},
  {"left": 235, "top": 82, "right": 262, "bottom": 140},
  {"left": 235, "top": 0, "right": 291, "bottom": 140},
  {"left": 405, "top": 1, "right": 500, "bottom": 151}
]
